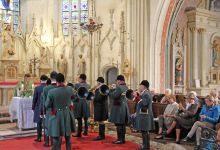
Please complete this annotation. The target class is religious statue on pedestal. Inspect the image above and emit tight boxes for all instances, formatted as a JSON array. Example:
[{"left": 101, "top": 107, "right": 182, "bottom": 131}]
[
  {"left": 39, "top": 47, "right": 50, "bottom": 66},
  {"left": 57, "top": 53, "right": 67, "bottom": 77},
  {"left": 122, "top": 59, "right": 131, "bottom": 80},
  {"left": 175, "top": 50, "right": 183, "bottom": 85},
  {"left": 77, "top": 54, "right": 86, "bottom": 74},
  {"left": 1, "top": 24, "right": 15, "bottom": 57},
  {"left": 14, "top": 73, "right": 34, "bottom": 97},
  {"left": 212, "top": 38, "right": 220, "bottom": 67}
]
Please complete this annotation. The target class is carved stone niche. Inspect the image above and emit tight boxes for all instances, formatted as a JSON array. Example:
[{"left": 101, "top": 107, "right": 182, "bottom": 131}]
[
  {"left": 210, "top": 67, "right": 220, "bottom": 84},
  {"left": 0, "top": 60, "right": 19, "bottom": 81},
  {"left": 39, "top": 66, "right": 51, "bottom": 77}
]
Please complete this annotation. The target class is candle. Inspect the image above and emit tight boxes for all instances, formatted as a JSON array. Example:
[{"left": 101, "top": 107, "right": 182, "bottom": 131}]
[{"left": 21, "top": 84, "right": 24, "bottom": 91}]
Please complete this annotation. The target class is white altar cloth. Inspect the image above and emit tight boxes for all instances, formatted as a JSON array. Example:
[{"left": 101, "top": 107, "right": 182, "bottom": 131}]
[{"left": 9, "top": 97, "right": 36, "bottom": 130}]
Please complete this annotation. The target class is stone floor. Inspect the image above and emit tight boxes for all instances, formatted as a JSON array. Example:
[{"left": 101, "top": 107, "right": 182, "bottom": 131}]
[{"left": 0, "top": 122, "right": 195, "bottom": 150}]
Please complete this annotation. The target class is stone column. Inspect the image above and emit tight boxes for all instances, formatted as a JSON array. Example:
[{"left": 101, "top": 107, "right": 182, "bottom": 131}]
[
  {"left": 2, "top": 88, "right": 8, "bottom": 106},
  {"left": 191, "top": 27, "right": 199, "bottom": 83},
  {"left": 199, "top": 28, "right": 207, "bottom": 87}
]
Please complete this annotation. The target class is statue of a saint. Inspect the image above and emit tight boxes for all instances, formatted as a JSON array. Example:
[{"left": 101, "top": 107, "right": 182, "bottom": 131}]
[
  {"left": 77, "top": 54, "right": 86, "bottom": 74},
  {"left": 2, "top": 24, "right": 15, "bottom": 57},
  {"left": 212, "top": 39, "right": 220, "bottom": 67},
  {"left": 39, "top": 47, "right": 50, "bottom": 66},
  {"left": 175, "top": 50, "right": 183, "bottom": 85},
  {"left": 123, "top": 59, "right": 130, "bottom": 78},
  {"left": 57, "top": 54, "right": 68, "bottom": 77}
]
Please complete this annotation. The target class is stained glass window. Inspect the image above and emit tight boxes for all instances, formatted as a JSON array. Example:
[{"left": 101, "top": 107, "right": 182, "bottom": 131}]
[
  {"left": 62, "top": 0, "right": 88, "bottom": 36},
  {"left": 0, "top": 0, "right": 20, "bottom": 32}
]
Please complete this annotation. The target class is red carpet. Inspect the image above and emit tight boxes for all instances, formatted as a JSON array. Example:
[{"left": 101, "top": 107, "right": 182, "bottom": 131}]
[{"left": 0, "top": 132, "right": 154, "bottom": 150}]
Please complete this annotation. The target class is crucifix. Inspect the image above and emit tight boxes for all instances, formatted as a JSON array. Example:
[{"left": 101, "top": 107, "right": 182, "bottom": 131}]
[{"left": 30, "top": 55, "right": 40, "bottom": 77}]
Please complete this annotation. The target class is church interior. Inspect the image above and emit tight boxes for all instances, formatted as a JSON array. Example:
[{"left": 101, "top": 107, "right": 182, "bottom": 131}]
[{"left": 0, "top": 0, "right": 220, "bottom": 150}]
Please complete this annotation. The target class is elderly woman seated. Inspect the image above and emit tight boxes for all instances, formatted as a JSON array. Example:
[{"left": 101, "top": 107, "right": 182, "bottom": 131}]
[
  {"left": 182, "top": 95, "right": 219, "bottom": 150},
  {"left": 160, "top": 89, "right": 172, "bottom": 104},
  {"left": 210, "top": 89, "right": 220, "bottom": 105},
  {"left": 173, "top": 93, "right": 199, "bottom": 144},
  {"left": 155, "top": 95, "right": 178, "bottom": 139},
  {"left": 190, "top": 91, "right": 200, "bottom": 107}
]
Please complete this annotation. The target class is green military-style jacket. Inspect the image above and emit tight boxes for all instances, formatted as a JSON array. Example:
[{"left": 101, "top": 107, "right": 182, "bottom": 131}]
[
  {"left": 45, "top": 86, "right": 76, "bottom": 137},
  {"left": 41, "top": 83, "right": 57, "bottom": 134},
  {"left": 73, "top": 82, "right": 91, "bottom": 118},
  {"left": 109, "top": 84, "right": 130, "bottom": 124}
]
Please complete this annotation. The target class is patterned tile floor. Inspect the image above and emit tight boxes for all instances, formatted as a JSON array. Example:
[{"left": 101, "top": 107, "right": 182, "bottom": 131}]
[{"left": 0, "top": 122, "right": 194, "bottom": 150}]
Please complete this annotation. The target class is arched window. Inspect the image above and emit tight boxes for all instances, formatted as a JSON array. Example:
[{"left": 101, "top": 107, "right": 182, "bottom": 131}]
[
  {"left": 0, "top": 0, "right": 20, "bottom": 32},
  {"left": 62, "top": 0, "right": 88, "bottom": 36}
]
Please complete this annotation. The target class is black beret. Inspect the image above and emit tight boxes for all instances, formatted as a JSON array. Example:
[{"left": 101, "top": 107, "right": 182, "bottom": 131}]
[
  {"left": 56, "top": 73, "right": 65, "bottom": 83},
  {"left": 40, "top": 75, "right": 48, "bottom": 81},
  {"left": 116, "top": 75, "right": 125, "bottom": 81},
  {"left": 50, "top": 71, "right": 58, "bottom": 79},
  {"left": 79, "top": 74, "right": 87, "bottom": 80},
  {"left": 140, "top": 80, "right": 149, "bottom": 89},
  {"left": 67, "top": 83, "right": 74, "bottom": 88},
  {"left": 97, "top": 77, "right": 104, "bottom": 83}
]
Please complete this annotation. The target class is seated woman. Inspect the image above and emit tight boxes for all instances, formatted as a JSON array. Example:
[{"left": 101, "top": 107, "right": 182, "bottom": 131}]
[
  {"left": 182, "top": 95, "right": 219, "bottom": 150},
  {"left": 174, "top": 93, "right": 198, "bottom": 144},
  {"left": 160, "top": 89, "right": 172, "bottom": 104},
  {"left": 155, "top": 95, "right": 178, "bottom": 139},
  {"left": 190, "top": 91, "right": 201, "bottom": 107},
  {"left": 210, "top": 89, "right": 220, "bottom": 105}
]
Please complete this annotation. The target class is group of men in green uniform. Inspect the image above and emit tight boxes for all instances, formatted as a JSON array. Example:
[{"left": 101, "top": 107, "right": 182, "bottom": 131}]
[{"left": 32, "top": 71, "right": 154, "bottom": 150}]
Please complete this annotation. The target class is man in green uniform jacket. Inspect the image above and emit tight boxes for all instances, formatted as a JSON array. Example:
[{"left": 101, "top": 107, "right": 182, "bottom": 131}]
[
  {"left": 135, "top": 80, "right": 154, "bottom": 150},
  {"left": 73, "top": 74, "right": 91, "bottom": 137},
  {"left": 41, "top": 71, "right": 58, "bottom": 147},
  {"left": 109, "top": 75, "right": 129, "bottom": 144},
  {"left": 45, "top": 73, "right": 76, "bottom": 150}
]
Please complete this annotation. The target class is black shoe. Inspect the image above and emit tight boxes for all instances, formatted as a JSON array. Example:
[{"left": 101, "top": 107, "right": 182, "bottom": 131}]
[
  {"left": 94, "top": 135, "right": 105, "bottom": 141},
  {"left": 136, "top": 147, "right": 150, "bottom": 150},
  {"left": 43, "top": 142, "right": 49, "bottom": 147},
  {"left": 154, "top": 135, "right": 164, "bottom": 139},
  {"left": 176, "top": 140, "right": 180, "bottom": 144},
  {"left": 83, "top": 131, "right": 88, "bottom": 136},
  {"left": 112, "top": 140, "right": 125, "bottom": 144},
  {"left": 182, "top": 136, "right": 191, "bottom": 142},
  {"left": 194, "top": 145, "right": 200, "bottom": 150},
  {"left": 73, "top": 133, "right": 81, "bottom": 137},
  {"left": 34, "top": 138, "right": 41, "bottom": 142}
]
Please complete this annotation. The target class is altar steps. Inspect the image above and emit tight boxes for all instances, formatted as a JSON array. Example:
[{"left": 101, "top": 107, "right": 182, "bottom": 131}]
[{"left": 0, "top": 111, "right": 15, "bottom": 124}]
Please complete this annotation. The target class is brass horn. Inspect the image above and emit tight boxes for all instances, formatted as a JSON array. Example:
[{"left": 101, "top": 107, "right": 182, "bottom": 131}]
[
  {"left": 76, "top": 86, "right": 95, "bottom": 100},
  {"left": 86, "top": 91, "right": 95, "bottom": 100},
  {"left": 77, "top": 86, "right": 89, "bottom": 99},
  {"left": 99, "top": 84, "right": 110, "bottom": 95}
]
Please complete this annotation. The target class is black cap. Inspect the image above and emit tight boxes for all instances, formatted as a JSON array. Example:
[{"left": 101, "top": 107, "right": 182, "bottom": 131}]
[
  {"left": 40, "top": 75, "right": 48, "bottom": 81},
  {"left": 116, "top": 75, "right": 125, "bottom": 81},
  {"left": 97, "top": 77, "right": 104, "bottom": 83},
  {"left": 79, "top": 74, "right": 87, "bottom": 81},
  {"left": 56, "top": 73, "right": 65, "bottom": 83},
  {"left": 140, "top": 80, "right": 149, "bottom": 89},
  {"left": 50, "top": 71, "right": 58, "bottom": 79},
  {"left": 67, "top": 83, "right": 74, "bottom": 88}
]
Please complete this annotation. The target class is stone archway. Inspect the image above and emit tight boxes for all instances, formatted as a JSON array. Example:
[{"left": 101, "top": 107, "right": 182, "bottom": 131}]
[{"left": 106, "top": 67, "right": 118, "bottom": 85}]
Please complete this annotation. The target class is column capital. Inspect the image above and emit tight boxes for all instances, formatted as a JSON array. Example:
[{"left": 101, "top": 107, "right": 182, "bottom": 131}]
[
  {"left": 190, "top": 27, "right": 197, "bottom": 32},
  {"left": 198, "top": 28, "right": 206, "bottom": 33}
]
